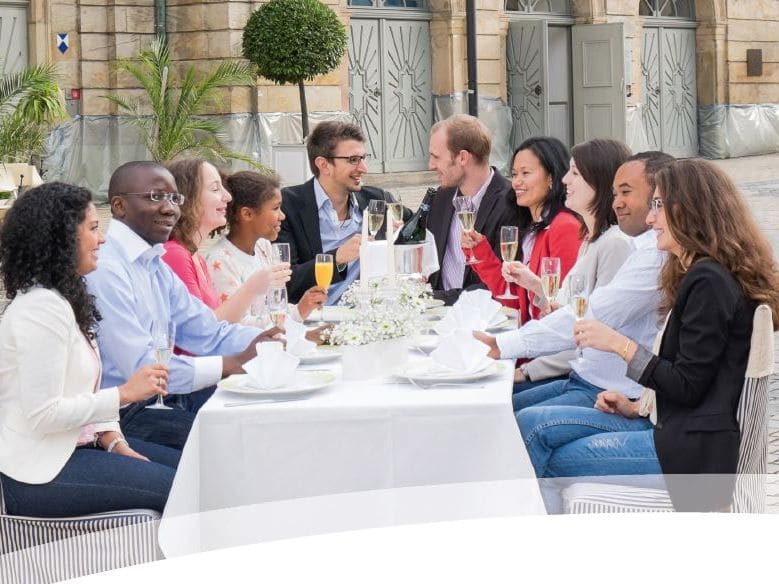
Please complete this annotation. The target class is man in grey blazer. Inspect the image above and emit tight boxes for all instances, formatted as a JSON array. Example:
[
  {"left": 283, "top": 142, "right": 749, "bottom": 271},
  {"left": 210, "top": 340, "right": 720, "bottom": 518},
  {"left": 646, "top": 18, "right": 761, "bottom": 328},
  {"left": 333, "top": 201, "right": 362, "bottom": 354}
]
[{"left": 426, "top": 114, "right": 519, "bottom": 305}]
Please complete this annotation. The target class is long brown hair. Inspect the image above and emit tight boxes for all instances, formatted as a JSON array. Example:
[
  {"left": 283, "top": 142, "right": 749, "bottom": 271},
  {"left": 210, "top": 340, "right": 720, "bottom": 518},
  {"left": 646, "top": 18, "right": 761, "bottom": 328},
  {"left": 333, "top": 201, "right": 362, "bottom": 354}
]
[
  {"left": 655, "top": 159, "right": 779, "bottom": 329},
  {"left": 166, "top": 158, "right": 209, "bottom": 253}
]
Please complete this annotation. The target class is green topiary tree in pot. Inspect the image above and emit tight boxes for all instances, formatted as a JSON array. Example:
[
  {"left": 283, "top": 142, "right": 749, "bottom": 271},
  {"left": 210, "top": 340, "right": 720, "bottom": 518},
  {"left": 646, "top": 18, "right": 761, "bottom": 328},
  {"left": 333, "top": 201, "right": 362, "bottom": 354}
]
[{"left": 242, "top": 0, "right": 348, "bottom": 138}]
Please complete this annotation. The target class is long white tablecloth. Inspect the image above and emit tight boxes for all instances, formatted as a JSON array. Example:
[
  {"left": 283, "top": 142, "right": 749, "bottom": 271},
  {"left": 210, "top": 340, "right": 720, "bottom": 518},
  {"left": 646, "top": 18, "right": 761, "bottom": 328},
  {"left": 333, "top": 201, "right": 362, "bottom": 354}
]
[{"left": 159, "top": 352, "right": 545, "bottom": 556}]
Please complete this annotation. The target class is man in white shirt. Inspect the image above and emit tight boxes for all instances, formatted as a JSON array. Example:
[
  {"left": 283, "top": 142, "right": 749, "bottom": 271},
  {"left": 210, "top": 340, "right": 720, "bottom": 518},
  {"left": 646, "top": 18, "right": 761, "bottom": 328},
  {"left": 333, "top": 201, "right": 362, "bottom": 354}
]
[
  {"left": 476, "top": 151, "right": 675, "bottom": 411},
  {"left": 426, "top": 114, "right": 519, "bottom": 304}
]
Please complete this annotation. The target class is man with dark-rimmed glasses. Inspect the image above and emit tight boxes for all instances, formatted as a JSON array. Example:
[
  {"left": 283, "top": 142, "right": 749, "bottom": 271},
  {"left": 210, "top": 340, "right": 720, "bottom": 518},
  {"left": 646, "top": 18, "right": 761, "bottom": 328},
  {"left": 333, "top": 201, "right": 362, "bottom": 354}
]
[
  {"left": 277, "top": 121, "right": 407, "bottom": 304},
  {"left": 86, "top": 161, "right": 277, "bottom": 450}
]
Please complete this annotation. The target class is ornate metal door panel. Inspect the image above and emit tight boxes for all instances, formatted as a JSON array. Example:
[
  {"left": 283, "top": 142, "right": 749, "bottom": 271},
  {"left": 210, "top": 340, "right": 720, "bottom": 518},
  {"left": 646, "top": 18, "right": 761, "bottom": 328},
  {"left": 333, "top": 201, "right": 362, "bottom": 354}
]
[
  {"left": 0, "top": 4, "right": 28, "bottom": 75},
  {"left": 641, "top": 27, "right": 698, "bottom": 157},
  {"left": 507, "top": 20, "right": 547, "bottom": 149},
  {"left": 381, "top": 19, "right": 432, "bottom": 172},
  {"left": 660, "top": 28, "right": 697, "bottom": 157},
  {"left": 349, "top": 20, "right": 384, "bottom": 173},
  {"left": 641, "top": 27, "right": 661, "bottom": 150},
  {"left": 349, "top": 18, "right": 432, "bottom": 173}
]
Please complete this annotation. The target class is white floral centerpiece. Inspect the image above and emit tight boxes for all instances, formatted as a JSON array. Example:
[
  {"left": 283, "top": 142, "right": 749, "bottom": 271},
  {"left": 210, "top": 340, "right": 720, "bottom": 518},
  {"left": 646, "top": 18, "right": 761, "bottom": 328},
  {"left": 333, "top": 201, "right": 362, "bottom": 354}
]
[{"left": 325, "top": 278, "right": 432, "bottom": 380}]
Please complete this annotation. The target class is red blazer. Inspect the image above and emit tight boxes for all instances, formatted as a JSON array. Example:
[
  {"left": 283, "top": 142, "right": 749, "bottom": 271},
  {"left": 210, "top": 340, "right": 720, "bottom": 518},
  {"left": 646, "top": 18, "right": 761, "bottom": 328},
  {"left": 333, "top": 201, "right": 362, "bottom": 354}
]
[{"left": 469, "top": 211, "right": 582, "bottom": 324}]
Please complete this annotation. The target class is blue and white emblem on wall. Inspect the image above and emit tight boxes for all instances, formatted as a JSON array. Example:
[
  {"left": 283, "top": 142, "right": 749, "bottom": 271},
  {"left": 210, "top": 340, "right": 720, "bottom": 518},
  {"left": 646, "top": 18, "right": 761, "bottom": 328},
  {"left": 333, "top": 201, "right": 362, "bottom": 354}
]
[{"left": 56, "top": 33, "right": 69, "bottom": 54}]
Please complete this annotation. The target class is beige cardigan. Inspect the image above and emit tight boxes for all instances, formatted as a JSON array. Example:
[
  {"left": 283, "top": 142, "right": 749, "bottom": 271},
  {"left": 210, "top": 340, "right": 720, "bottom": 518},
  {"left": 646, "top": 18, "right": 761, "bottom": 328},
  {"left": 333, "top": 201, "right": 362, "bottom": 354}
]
[
  {"left": 524, "top": 225, "right": 635, "bottom": 382},
  {"left": 0, "top": 287, "right": 120, "bottom": 484}
]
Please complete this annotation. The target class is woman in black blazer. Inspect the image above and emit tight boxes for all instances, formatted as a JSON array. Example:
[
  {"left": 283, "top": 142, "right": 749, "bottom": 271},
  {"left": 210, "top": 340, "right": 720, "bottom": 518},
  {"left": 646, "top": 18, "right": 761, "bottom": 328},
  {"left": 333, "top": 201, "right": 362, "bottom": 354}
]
[{"left": 539, "top": 159, "right": 779, "bottom": 511}]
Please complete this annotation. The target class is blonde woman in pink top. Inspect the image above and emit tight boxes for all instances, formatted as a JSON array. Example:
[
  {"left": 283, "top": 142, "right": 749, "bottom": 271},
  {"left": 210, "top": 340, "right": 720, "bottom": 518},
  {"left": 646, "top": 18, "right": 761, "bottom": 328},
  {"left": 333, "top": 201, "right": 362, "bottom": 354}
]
[{"left": 164, "top": 159, "right": 291, "bottom": 322}]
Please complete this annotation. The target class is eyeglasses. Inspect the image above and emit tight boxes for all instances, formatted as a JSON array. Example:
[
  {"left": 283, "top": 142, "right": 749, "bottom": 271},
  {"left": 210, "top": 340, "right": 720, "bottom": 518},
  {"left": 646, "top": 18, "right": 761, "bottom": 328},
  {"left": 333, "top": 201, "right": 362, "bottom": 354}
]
[
  {"left": 326, "top": 154, "right": 371, "bottom": 166},
  {"left": 650, "top": 198, "right": 664, "bottom": 213},
  {"left": 119, "top": 190, "right": 186, "bottom": 206}
]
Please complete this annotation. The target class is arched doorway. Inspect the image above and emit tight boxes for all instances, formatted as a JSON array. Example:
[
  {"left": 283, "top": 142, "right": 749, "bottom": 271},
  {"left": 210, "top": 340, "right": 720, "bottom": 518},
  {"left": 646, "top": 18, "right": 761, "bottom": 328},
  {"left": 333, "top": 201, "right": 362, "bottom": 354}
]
[
  {"left": 505, "top": 1, "right": 574, "bottom": 148},
  {"left": 0, "top": 0, "right": 28, "bottom": 74},
  {"left": 639, "top": 0, "right": 698, "bottom": 157}
]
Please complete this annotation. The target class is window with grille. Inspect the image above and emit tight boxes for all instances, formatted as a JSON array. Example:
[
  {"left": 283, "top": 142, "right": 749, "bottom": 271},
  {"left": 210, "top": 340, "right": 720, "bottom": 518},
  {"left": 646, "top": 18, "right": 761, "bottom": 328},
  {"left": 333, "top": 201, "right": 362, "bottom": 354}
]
[
  {"left": 504, "top": 0, "right": 571, "bottom": 14},
  {"left": 639, "top": 0, "right": 695, "bottom": 19},
  {"left": 348, "top": 0, "right": 427, "bottom": 8}
]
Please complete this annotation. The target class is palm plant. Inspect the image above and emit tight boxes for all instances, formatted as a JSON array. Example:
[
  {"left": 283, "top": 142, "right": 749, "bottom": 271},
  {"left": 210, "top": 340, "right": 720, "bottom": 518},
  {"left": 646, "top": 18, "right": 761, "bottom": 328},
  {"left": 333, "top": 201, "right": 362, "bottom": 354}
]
[
  {"left": 104, "top": 37, "right": 262, "bottom": 167},
  {"left": 0, "top": 63, "right": 68, "bottom": 163}
]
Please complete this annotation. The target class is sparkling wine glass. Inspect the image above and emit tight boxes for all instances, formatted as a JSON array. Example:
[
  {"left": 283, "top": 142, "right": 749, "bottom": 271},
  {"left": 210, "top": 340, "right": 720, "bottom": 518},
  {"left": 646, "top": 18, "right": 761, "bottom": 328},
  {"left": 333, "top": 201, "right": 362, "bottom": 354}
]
[
  {"left": 367, "top": 200, "right": 386, "bottom": 238},
  {"left": 497, "top": 226, "right": 519, "bottom": 300},
  {"left": 266, "top": 286, "right": 288, "bottom": 329},
  {"left": 271, "top": 242, "right": 290, "bottom": 265},
  {"left": 315, "top": 253, "right": 334, "bottom": 326},
  {"left": 454, "top": 195, "right": 479, "bottom": 265},
  {"left": 568, "top": 274, "right": 588, "bottom": 362},
  {"left": 540, "top": 257, "right": 561, "bottom": 307},
  {"left": 146, "top": 320, "right": 175, "bottom": 410}
]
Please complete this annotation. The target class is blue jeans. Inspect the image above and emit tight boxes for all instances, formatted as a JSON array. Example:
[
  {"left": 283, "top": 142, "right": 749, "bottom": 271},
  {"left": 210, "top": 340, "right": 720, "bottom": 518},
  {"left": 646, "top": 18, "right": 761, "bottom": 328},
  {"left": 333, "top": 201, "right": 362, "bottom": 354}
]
[
  {"left": 512, "top": 375, "right": 568, "bottom": 395},
  {"left": 0, "top": 437, "right": 180, "bottom": 517},
  {"left": 119, "top": 385, "right": 215, "bottom": 450},
  {"left": 513, "top": 372, "right": 603, "bottom": 412}
]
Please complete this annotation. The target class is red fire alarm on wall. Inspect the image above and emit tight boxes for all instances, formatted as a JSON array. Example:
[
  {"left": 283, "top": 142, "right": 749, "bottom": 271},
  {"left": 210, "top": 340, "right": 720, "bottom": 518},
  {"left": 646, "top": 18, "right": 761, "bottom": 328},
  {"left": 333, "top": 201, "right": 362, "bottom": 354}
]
[{"left": 69, "top": 88, "right": 81, "bottom": 100}]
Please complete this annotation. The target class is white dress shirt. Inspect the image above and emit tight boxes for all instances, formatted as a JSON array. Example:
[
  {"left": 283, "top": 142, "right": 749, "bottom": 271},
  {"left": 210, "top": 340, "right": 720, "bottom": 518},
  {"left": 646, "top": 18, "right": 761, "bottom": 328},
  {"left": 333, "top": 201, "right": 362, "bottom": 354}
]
[{"left": 496, "top": 228, "right": 665, "bottom": 398}]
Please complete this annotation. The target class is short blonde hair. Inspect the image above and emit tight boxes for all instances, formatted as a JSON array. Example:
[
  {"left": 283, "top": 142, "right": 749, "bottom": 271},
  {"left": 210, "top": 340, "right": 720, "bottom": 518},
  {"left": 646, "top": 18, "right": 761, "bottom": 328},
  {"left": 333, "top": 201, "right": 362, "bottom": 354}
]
[{"left": 431, "top": 114, "right": 492, "bottom": 165}]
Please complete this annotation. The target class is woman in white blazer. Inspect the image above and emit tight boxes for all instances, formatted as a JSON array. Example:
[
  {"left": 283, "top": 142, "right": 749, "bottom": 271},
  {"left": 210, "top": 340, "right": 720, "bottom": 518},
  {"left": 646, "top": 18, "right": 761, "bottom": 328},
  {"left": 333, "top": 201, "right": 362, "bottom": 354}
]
[{"left": 0, "top": 182, "right": 179, "bottom": 516}]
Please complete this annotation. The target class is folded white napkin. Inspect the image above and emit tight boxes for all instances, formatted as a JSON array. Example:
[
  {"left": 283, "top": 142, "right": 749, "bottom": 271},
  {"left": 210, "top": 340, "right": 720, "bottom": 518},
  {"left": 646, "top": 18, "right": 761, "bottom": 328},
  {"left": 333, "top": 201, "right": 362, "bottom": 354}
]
[
  {"left": 430, "top": 330, "right": 490, "bottom": 374},
  {"left": 434, "top": 289, "right": 503, "bottom": 335},
  {"left": 241, "top": 341, "right": 299, "bottom": 389},
  {"left": 283, "top": 319, "right": 316, "bottom": 358}
]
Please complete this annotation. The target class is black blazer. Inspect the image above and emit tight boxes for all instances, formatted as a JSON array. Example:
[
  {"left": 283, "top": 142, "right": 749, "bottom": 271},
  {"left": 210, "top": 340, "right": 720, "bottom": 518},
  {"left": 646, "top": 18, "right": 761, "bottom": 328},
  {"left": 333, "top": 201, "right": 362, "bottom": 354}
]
[
  {"left": 278, "top": 179, "right": 406, "bottom": 303},
  {"left": 426, "top": 169, "right": 518, "bottom": 305},
  {"left": 638, "top": 260, "right": 755, "bottom": 511}
]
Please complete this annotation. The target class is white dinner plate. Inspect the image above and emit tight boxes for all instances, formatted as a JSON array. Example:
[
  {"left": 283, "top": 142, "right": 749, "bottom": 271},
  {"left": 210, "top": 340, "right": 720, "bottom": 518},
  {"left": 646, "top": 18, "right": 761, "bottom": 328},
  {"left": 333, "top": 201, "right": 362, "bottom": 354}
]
[
  {"left": 486, "top": 315, "right": 514, "bottom": 332},
  {"left": 305, "top": 306, "right": 356, "bottom": 323},
  {"left": 392, "top": 359, "right": 505, "bottom": 384},
  {"left": 218, "top": 371, "right": 336, "bottom": 397},
  {"left": 298, "top": 345, "right": 342, "bottom": 365}
]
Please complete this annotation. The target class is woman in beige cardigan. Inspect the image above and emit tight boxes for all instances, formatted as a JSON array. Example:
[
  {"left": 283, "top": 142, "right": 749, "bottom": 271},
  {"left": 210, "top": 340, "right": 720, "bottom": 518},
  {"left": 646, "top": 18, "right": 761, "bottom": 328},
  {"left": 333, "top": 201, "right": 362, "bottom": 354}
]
[{"left": 0, "top": 182, "right": 179, "bottom": 516}]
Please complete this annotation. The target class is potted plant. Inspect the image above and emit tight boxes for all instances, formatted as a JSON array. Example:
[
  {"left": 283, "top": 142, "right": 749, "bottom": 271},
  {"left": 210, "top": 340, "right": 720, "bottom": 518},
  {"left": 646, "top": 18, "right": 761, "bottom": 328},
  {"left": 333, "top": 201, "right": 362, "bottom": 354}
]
[{"left": 242, "top": 0, "right": 348, "bottom": 139}]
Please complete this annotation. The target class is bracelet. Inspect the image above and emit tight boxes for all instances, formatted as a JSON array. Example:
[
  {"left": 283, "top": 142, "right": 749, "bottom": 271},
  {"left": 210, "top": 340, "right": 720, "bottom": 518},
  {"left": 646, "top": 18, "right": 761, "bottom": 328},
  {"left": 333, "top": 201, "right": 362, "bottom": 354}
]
[
  {"left": 105, "top": 436, "right": 128, "bottom": 454},
  {"left": 620, "top": 339, "right": 633, "bottom": 362}
]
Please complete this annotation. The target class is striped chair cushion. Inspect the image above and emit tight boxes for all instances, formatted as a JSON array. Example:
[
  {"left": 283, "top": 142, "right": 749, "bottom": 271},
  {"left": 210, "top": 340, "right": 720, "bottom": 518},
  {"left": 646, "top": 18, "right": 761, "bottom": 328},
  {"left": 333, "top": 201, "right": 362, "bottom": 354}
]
[{"left": 562, "top": 304, "right": 773, "bottom": 514}]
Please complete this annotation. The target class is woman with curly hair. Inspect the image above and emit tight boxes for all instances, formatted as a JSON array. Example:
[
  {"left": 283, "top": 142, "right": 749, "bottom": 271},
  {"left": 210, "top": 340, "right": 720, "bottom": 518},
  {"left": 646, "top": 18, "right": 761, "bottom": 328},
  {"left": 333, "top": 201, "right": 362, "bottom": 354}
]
[
  {"left": 462, "top": 136, "right": 583, "bottom": 324},
  {"left": 0, "top": 182, "right": 180, "bottom": 516},
  {"left": 205, "top": 170, "right": 326, "bottom": 327},
  {"left": 518, "top": 159, "right": 779, "bottom": 511},
  {"left": 163, "top": 159, "right": 291, "bottom": 324}
]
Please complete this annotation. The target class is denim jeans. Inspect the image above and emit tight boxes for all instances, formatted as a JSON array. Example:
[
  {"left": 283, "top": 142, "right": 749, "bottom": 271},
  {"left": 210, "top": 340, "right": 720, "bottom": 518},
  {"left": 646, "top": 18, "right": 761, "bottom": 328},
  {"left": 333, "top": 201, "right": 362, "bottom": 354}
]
[
  {"left": 513, "top": 372, "right": 603, "bottom": 412},
  {"left": 512, "top": 375, "right": 568, "bottom": 395},
  {"left": 119, "top": 385, "right": 216, "bottom": 450},
  {"left": 0, "top": 437, "right": 180, "bottom": 517}
]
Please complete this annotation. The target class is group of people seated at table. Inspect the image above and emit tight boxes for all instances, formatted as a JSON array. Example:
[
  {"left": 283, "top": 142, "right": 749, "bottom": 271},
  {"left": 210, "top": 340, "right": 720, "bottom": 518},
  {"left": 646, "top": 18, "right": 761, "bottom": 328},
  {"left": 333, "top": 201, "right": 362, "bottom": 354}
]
[{"left": 1, "top": 113, "right": 778, "bottom": 520}]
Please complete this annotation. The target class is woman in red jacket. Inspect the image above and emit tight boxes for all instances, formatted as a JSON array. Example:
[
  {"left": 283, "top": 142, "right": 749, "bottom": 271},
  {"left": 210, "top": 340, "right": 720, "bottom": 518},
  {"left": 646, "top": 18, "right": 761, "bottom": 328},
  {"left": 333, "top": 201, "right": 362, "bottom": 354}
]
[{"left": 463, "top": 137, "right": 582, "bottom": 324}]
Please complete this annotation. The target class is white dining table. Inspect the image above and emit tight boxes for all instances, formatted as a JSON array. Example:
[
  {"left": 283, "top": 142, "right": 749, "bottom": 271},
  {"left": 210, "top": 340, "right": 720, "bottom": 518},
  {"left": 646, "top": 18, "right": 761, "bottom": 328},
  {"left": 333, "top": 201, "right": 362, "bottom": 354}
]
[{"left": 158, "top": 347, "right": 545, "bottom": 557}]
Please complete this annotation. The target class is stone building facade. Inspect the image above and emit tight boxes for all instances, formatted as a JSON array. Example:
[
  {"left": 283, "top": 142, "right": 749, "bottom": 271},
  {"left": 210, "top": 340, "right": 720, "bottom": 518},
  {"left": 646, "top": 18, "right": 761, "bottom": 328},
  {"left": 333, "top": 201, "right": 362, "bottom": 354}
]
[{"left": 2, "top": 0, "right": 778, "bottom": 184}]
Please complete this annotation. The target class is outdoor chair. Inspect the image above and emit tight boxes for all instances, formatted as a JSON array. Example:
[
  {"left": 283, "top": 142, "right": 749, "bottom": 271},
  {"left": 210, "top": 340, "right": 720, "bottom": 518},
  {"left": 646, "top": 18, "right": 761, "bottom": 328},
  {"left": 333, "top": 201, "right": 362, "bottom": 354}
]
[
  {"left": 561, "top": 304, "right": 774, "bottom": 514},
  {"left": 0, "top": 477, "right": 162, "bottom": 583}
]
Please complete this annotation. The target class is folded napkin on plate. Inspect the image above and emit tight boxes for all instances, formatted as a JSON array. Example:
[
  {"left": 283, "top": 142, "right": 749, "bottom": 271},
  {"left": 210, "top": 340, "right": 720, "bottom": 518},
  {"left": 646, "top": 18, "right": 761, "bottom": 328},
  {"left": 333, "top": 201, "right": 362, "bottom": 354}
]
[
  {"left": 430, "top": 330, "right": 491, "bottom": 374},
  {"left": 241, "top": 341, "right": 299, "bottom": 389},
  {"left": 283, "top": 319, "right": 316, "bottom": 358},
  {"left": 433, "top": 289, "right": 503, "bottom": 334}
]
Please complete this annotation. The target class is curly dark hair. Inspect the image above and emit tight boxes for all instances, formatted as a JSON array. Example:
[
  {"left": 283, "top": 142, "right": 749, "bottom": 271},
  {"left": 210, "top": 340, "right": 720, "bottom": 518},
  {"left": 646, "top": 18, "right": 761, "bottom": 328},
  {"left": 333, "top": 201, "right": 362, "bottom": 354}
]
[
  {"left": 223, "top": 171, "right": 281, "bottom": 230},
  {"left": 0, "top": 182, "right": 101, "bottom": 339}
]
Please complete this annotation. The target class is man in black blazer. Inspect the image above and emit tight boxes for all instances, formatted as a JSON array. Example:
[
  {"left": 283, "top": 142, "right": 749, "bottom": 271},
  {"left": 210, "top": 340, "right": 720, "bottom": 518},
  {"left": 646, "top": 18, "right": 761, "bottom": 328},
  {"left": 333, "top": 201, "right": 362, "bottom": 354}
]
[
  {"left": 278, "top": 121, "right": 403, "bottom": 304},
  {"left": 426, "top": 114, "right": 518, "bottom": 305}
]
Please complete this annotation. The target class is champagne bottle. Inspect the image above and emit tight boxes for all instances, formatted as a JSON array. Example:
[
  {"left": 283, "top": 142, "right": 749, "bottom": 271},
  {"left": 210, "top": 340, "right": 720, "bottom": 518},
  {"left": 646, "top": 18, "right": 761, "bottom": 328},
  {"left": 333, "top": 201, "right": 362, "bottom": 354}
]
[{"left": 395, "top": 187, "right": 436, "bottom": 245}]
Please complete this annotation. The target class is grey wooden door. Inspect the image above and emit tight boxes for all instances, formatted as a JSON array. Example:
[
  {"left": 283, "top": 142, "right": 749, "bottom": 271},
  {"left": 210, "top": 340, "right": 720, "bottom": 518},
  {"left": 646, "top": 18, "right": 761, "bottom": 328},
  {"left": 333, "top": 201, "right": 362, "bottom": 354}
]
[
  {"left": 507, "top": 20, "right": 546, "bottom": 148},
  {"left": 349, "top": 18, "right": 432, "bottom": 173},
  {"left": 0, "top": 3, "right": 28, "bottom": 74},
  {"left": 641, "top": 26, "right": 698, "bottom": 157},
  {"left": 571, "top": 23, "right": 625, "bottom": 144}
]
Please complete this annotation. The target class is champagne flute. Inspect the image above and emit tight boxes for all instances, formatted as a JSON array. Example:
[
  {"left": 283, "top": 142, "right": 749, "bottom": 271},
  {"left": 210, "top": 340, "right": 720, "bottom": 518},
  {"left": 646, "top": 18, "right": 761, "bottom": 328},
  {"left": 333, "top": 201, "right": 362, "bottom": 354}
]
[
  {"left": 271, "top": 242, "right": 290, "bottom": 265},
  {"left": 366, "top": 199, "right": 386, "bottom": 239},
  {"left": 266, "top": 286, "right": 288, "bottom": 329},
  {"left": 497, "top": 226, "right": 519, "bottom": 300},
  {"left": 146, "top": 320, "right": 175, "bottom": 410},
  {"left": 454, "top": 195, "right": 479, "bottom": 265},
  {"left": 540, "top": 257, "right": 561, "bottom": 306},
  {"left": 315, "top": 253, "right": 334, "bottom": 326},
  {"left": 568, "top": 274, "right": 588, "bottom": 362}
]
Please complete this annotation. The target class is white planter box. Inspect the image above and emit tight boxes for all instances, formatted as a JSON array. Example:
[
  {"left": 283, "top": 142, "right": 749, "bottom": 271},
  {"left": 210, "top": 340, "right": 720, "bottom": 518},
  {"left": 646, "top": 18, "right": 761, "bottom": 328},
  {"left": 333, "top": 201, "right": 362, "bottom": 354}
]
[{"left": 341, "top": 337, "right": 409, "bottom": 381}]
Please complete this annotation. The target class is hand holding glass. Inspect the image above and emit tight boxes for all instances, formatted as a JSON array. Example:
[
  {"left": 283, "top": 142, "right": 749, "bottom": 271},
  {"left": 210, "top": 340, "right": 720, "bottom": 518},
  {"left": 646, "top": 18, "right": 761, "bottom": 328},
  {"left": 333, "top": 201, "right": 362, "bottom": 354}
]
[
  {"left": 146, "top": 320, "right": 175, "bottom": 409},
  {"left": 568, "top": 274, "right": 588, "bottom": 362},
  {"left": 497, "top": 226, "right": 519, "bottom": 300}
]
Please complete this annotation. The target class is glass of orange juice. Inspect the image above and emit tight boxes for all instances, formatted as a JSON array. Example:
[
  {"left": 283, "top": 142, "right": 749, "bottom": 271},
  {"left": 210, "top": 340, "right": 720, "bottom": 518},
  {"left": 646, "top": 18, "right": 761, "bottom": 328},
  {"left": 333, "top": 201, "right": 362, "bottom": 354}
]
[{"left": 315, "top": 253, "right": 334, "bottom": 325}]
